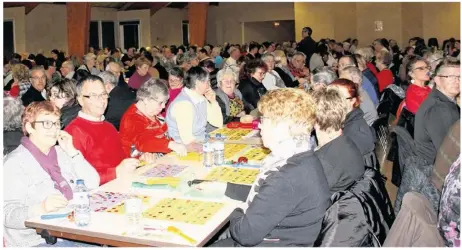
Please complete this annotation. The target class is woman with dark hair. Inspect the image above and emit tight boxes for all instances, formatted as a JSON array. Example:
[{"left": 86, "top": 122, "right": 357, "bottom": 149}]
[
  {"left": 428, "top": 38, "right": 439, "bottom": 51},
  {"left": 47, "top": 78, "right": 81, "bottom": 128},
  {"left": 328, "top": 79, "right": 376, "bottom": 160},
  {"left": 165, "top": 66, "right": 223, "bottom": 147},
  {"left": 72, "top": 68, "right": 91, "bottom": 82},
  {"left": 238, "top": 60, "right": 268, "bottom": 109},
  {"left": 161, "top": 67, "right": 184, "bottom": 117},
  {"left": 404, "top": 57, "right": 431, "bottom": 114}
]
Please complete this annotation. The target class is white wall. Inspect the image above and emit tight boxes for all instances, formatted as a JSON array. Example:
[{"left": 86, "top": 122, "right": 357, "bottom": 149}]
[
  {"left": 151, "top": 8, "right": 187, "bottom": 47},
  {"left": 117, "top": 9, "right": 151, "bottom": 48}
]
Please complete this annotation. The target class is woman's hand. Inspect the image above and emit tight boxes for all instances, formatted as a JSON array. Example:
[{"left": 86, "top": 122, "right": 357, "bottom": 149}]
[
  {"left": 236, "top": 111, "right": 246, "bottom": 118},
  {"left": 168, "top": 141, "right": 187, "bottom": 156},
  {"left": 116, "top": 158, "right": 140, "bottom": 178},
  {"left": 58, "top": 130, "right": 79, "bottom": 157},
  {"left": 139, "top": 152, "right": 157, "bottom": 164}
]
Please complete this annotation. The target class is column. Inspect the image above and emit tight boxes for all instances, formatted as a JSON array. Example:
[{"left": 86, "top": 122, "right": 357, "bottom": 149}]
[
  {"left": 188, "top": 3, "right": 208, "bottom": 47},
  {"left": 67, "top": 3, "right": 91, "bottom": 59}
]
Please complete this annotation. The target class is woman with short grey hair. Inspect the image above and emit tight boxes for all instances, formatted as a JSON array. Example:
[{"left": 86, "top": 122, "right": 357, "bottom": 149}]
[
  {"left": 261, "top": 53, "right": 287, "bottom": 90},
  {"left": 310, "top": 66, "right": 338, "bottom": 91},
  {"left": 215, "top": 68, "right": 252, "bottom": 124},
  {"left": 119, "top": 78, "right": 187, "bottom": 158},
  {"left": 3, "top": 96, "right": 25, "bottom": 155}
]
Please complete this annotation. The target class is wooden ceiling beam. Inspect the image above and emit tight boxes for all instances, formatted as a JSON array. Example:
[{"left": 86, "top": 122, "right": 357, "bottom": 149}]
[{"left": 118, "top": 2, "right": 134, "bottom": 11}]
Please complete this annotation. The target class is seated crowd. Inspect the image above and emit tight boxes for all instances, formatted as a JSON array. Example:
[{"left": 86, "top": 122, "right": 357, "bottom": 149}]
[{"left": 3, "top": 26, "right": 460, "bottom": 247}]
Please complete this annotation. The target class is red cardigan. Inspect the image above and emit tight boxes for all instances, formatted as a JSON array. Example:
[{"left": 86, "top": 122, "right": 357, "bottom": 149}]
[
  {"left": 65, "top": 116, "right": 125, "bottom": 185},
  {"left": 377, "top": 69, "right": 394, "bottom": 93},
  {"left": 119, "top": 104, "right": 172, "bottom": 157},
  {"left": 405, "top": 84, "right": 431, "bottom": 114},
  {"left": 367, "top": 62, "right": 379, "bottom": 76}
]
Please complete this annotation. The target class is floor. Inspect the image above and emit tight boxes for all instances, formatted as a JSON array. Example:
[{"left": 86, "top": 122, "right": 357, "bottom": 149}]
[{"left": 376, "top": 126, "right": 397, "bottom": 205}]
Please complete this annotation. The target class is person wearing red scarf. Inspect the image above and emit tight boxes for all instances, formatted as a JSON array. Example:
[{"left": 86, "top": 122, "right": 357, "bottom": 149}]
[{"left": 405, "top": 58, "right": 432, "bottom": 114}]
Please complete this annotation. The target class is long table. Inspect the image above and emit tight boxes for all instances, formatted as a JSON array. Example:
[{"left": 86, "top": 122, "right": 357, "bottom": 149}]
[{"left": 25, "top": 135, "right": 268, "bottom": 247}]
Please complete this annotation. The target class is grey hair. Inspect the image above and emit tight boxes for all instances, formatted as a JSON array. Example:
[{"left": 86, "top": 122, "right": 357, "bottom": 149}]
[
  {"left": 3, "top": 96, "right": 24, "bottom": 131},
  {"left": 105, "top": 62, "right": 120, "bottom": 71},
  {"left": 30, "top": 66, "right": 46, "bottom": 78},
  {"left": 292, "top": 51, "right": 307, "bottom": 61},
  {"left": 98, "top": 71, "right": 118, "bottom": 89},
  {"left": 62, "top": 60, "right": 75, "bottom": 71},
  {"left": 312, "top": 66, "right": 338, "bottom": 85},
  {"left": 177, "top": 53, "right": 191, "bottom": 65},
  {"left": 137, "top": 78, "right": 169, "bottom": 102},
  {"left": 340, "top": 66, "right": 363, "bottom": 85},
  {"left": 216, "top": 68, "right": 237, "bottom": 87},
  {"left": 76, "top": 75, "right": 104, "bottom": 96},
  {"left": 261, "top": 53, "right": 275, "bottom": 62}
]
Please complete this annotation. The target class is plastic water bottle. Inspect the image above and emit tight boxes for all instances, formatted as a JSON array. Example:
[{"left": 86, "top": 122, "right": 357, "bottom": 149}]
[
  {"left": 73, "top": 179, "right": 91, "bottom": 227},
  {"left": 214, "top": 134, "right": 225, "bottom": 166},
  {"left": 203, "top": 136, "right": 214, "bottom": 168}
]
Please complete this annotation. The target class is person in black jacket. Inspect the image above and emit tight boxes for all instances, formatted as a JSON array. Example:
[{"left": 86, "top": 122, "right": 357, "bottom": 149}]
[
  {"left": 312, "top": 88, "right": 365, "bottom": 193},
  {"left": 201, "top": 89, "right": 331, "bottom": 247},
  {"left": 414, "top": 58, "right": 460, "bottom": 164},
  {"left": 98, "top": 71, "right": 136, "bottom": 130},
  {"left": 47, "top": 78, "right": 81, "bottom": 128},
  {"left": 199, "top": 59, "right": 218, "bottom": 90},
  {"left": 237, "top": 60, "right": 268, "bottom": 110},
  {"left": 296, "top": 27, "right": 317, "bottom": 66},
  {"left": 22, "top": 66, "right": 46, "bottom": 106}
]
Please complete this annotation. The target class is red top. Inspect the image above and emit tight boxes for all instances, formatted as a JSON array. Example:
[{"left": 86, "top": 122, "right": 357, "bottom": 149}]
[
  {"left": 65, "top": 116, "right": 125, "bottom": 185},
  {"left": 9, "top": 85, "right": 19, "bottom": 97},
  {"left": 161, "top": 87, "right": 183, "bottom": 117},
  {"left": 405, "top": 84, "right": 432, "bottom": 114},
  {"left": 367, "top": 62, "right": 379, "bottom": 76},
  {"left": 376, "top": 69, "right": 394, "bottom": 93},
  {"left": 119, "top": 104, "right": 172, "bottom": 157}
]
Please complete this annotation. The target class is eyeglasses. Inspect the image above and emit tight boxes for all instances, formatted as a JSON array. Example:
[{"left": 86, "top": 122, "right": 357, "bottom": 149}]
[
  {"left": 152, "top": 98, "right": 168, "bottom": 106},
  {"left": 50, "top": 92, "right": 68, "bottom": 99},
  {"left": 413, "top": 66, "right": 431, "bottom": 71},
  {"left": 346, "top": 97, "right": 355, "bottom": 100},
  {"left": 31, "top": 76, "right": 47, "bottom": 81},
  {"left": 437, "top": 75, "right": 461, "bottom": 81},
  {"left": 82, "top": 93, "right": 109, "bottom": 101},
  {"left": 33, "top": 120, "right": 61, "bottom": 129}
]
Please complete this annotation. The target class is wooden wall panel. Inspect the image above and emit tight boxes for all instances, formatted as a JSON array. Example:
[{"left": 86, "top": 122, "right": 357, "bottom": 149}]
[
  {"left": 67, "top": 3, "right": 90, "bottom": 58},
  {"left": 188, "top": 3, "right": 208, "bottom": 46}
]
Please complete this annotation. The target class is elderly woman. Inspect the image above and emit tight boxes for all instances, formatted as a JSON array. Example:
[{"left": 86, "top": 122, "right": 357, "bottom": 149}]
[
  {"left": 177, "top": 53, "right": 193, "bottom": 73},
  {"left": 3, "top": 96, "right": 24, "bottom": 155},
  {"left": 405, "top": 57, "right": 432, "bottom": 114},
  {"left": 120, "top": 78, "right": 187, "bottom": 157},
  {"left": 313, "top": 87, "right": 365, "bottom": 193},
  {"left": 328, "top": 79, "right": 376, "bottom": 162},
  {"left": 310, "top": 66, "right": 338, "bottom": 91},
  {"left": 209, "top": 88, "right": 331, "bottom": 247},
  {"left": 7, "top": 64, "right": 31, "bottom": 98},
  {"left": 273, "top": 50, "right": 307, "bottom": 88},
  {"left": 47, "top": 78, "right": 81, "bottom": 128},
  {"left": 4, "top": 101, "right": 99, "bottom": 247},
  {"left": 215, "top": 68, "right": 252, "bottom": 124},
  {"left": 165, "top": 66, "right": 223, "bottom": 148},
  {"left": 356, "top": 47, "right": 378, "bottom": 76},
  {"left": 375, "top": 50, "right": 394, "bottom": 93},
  {"left": 289, "top": 52, "right": 310, "bottom": 81},
  {"left": 261, "top": 53, "right": 286, "bottom": 90},
  {"left": 238, "top": 60, "right": 268, "bottom": 110},
  {"left": 127, "top": 57, "right": 152, "bottom": 90},
  {"left": 77, "top": 53, "right": 100, "bottom": 75}
]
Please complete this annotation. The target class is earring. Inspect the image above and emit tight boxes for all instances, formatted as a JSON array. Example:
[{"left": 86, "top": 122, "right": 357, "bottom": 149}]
[{"left": 410, "top": 79, "right": 415, "bottom": 84}]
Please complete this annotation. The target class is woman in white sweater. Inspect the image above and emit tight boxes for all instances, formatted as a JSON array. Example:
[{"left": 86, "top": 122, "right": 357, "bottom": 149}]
[{"left": 3, "top": 101, "right": 100, "bottom": 247}]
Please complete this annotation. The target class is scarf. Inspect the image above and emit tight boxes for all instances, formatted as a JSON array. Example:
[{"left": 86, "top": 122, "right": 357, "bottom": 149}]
[
  {"left": 243, "top": 137, "right": 313, "bottom": 211},
  {"left": 21, "top": 136, "right": 73, "bottom": 200}
]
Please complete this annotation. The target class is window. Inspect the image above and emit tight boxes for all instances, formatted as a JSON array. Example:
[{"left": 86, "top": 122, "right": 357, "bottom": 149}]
[
  {"left": 182, "top": 20, "right": 189, "bottom": 46},
  {"left": 119, "top": 21, "right": 140, "bottom": 51},
  {"left": 4, "top": 20, "right": 14, "bottom": 59},
  {"left": 101, "top": 21, "right": 115, "bottom": 49},
  {"left": 89, "top": 21, "right": 99, "bottom": 49},
  {"left": 89, "top": 21, "right": 116, "bottom": 50}
]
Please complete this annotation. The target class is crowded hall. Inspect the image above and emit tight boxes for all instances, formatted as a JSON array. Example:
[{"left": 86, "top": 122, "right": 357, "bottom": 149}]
[{"left": 3, "top": 1, "right": 461, "bottom": 247}]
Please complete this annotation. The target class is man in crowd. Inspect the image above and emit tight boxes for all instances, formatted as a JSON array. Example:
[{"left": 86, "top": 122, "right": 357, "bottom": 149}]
[
  {"left": 297, "top": 27, "right": 317, "bottom": 66},
  {"left": 60, "top": 60, "right": 75, "bottom": 79},
  {"left": 22, "top": 66, "right": 47, "bottom": 106}
]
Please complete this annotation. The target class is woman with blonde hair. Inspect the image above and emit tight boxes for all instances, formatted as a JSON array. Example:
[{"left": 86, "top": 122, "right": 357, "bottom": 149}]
[
  {"left": 3, "top": 96, "right": 24, "bottom": 155},
  {"left": 127, "top": 56, "right": 152, "bottom": 89},
  {"left": 208, "top": 88, "right": 331, "bottom": 247},
  {"left": 8, "top": 64, "right": 31, "bottom": 98},
  {"left": 356, "top": 47, "right": 378, "bottom": 76}
]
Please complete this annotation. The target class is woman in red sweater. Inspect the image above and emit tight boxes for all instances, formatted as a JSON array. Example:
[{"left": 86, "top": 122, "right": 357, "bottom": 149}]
[
  {"left": 404, "top": 57, "right": 431, "bottom": 114},
  {"left": 119, "top": 78, "right": 187, "bottom": 158},
  {"left": 375, "top": 50, "right": 394, "bottom": 93}
]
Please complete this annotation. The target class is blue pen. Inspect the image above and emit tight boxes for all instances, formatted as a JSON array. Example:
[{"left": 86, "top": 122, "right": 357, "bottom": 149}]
[
  {"left": 223, "top": 163, "right": 260, "bottom": 169},
  {"left": 41, "top": 213, "right": 70, "bottom": 220}
]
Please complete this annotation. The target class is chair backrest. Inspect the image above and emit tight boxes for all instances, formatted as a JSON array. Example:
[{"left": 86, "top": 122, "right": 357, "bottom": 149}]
[{"left": 315, "top": 167, "right": 395, "bottom": 246}]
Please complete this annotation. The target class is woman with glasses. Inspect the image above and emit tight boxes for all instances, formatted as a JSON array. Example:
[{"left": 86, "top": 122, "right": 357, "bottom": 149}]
[
  {"left": 119, "top": 78, "right": 187, "bottom": 158},
  {"left": 215, "top": 68, "right": 252, "bottom": 124},
  {"left": 160, "top": 67, "right": 184, "bottom": 117},
  {"left": 405, "top": 57, "right": 432, "bottom": 114},
  {"left": 237, "top": 60, "right": 268, "bottom": 110},
  {"left": 47, "top": 78, "right": 81, "bottom": 128},
  {"left": 4, "top": 101, "right": 99, "bottom": 247}
]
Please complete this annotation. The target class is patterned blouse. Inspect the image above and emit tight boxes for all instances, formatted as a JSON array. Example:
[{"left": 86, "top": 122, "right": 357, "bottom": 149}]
[
  {"left": 229, "top": 96, "right": 244, "bottom": 117},
  {"left": 438, "top": 155, "right": 460, "bottom": 247}
]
